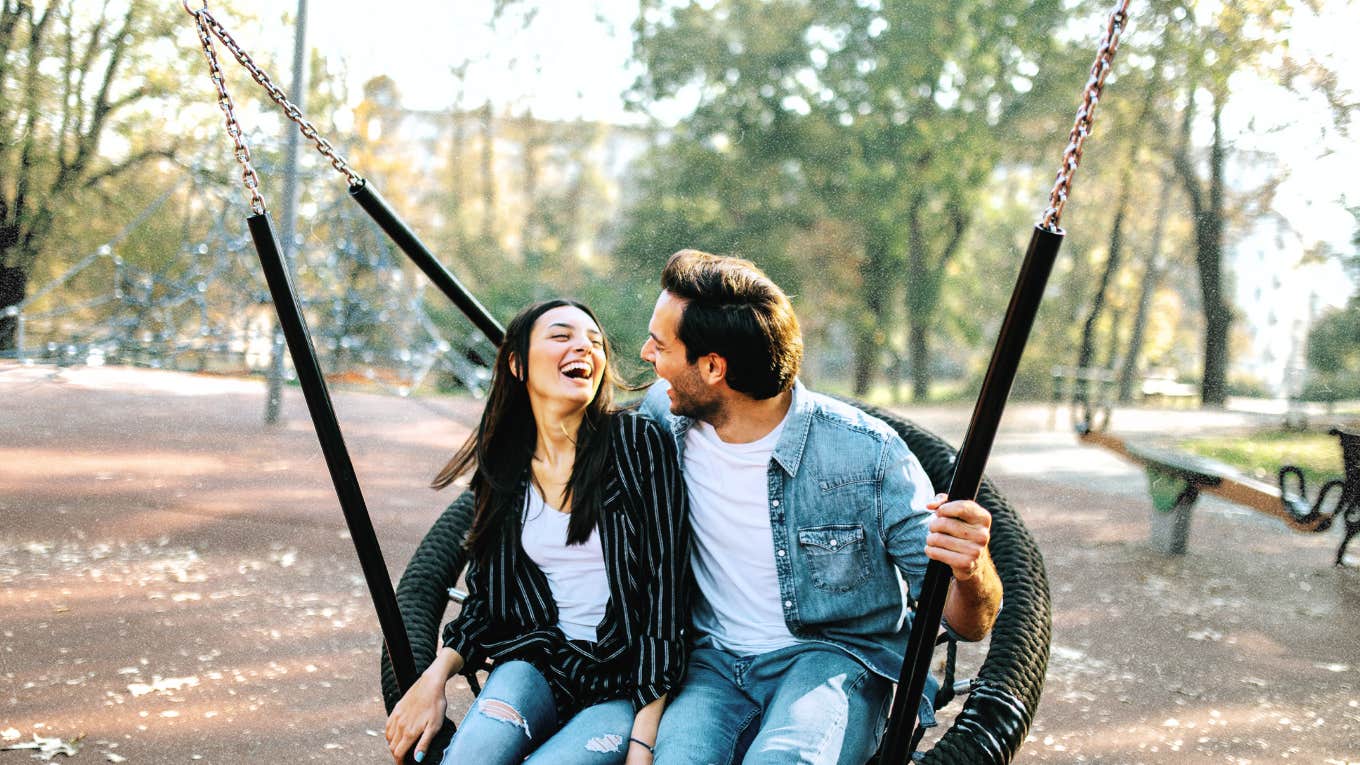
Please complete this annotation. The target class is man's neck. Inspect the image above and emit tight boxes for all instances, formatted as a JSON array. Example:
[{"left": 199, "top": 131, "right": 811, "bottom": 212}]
[{"left": 708, "top": 388, "right": 793, "bottom": 444}]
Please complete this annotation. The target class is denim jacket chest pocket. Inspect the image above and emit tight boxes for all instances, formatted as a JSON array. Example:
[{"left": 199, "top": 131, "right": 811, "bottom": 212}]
[{"left": 796, "top": 523, "right": 871, "bottom": 591}]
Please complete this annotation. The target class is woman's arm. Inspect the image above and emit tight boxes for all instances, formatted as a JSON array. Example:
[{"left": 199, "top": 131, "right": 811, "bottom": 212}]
[
  {"left": 626, "top": 695, "right": 666, "bottom": 765},
  {"left": 385, "top": 645, "right": 465, "bottom": 764},
  {"left": 623, "top": 417, "right": 693, "bottom": 710}
]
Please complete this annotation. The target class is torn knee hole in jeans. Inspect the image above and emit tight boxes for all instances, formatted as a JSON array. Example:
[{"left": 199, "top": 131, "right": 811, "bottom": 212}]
[
  {"left": 584, "top": 733, "right": 623, "bottom": 753},
  {"left": 477, "top": 699, "right": 532, "bottom": 739}
]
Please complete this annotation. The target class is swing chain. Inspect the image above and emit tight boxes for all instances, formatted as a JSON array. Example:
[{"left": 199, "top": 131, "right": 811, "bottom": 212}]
[
  {"left": 185, "top": 5, "right": 364, "bottom": 190},
  {"left": 1039, "top": 0, "right": 1132, "bottom": 233},
  {"left": 189, "top": 8, "right": 266, "bottom": 215}
]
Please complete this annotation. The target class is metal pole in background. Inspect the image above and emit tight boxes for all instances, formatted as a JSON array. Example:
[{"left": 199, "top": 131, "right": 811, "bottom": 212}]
[{"left": 265, "top": 0, "right": 309, "bottom": 424}]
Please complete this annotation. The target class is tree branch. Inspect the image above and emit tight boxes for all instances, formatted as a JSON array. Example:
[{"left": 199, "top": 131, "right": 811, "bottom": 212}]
[{"left": 80, "top": 147, "right": 177, "bottom": 191}]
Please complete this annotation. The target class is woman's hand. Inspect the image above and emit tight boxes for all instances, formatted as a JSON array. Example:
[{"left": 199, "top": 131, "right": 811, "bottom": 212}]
[{"left": 385, "top": 647, "right": 463, "bottom": 764}]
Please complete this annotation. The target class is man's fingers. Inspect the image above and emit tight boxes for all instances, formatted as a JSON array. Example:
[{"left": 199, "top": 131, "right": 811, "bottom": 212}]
[
  {"left": 928, "top": 516, "right": 990, "bottom": 546},
  {"left": 933, "top": 499, "right": 991, "bottom": 526},
  {"left": 925, "top": 545, "right": 981, "bottom": 578}
]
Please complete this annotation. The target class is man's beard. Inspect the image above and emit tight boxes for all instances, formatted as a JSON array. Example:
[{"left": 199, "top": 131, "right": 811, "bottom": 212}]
[{"left": 669, "top": 366, "right": 722, "bottom": 424}]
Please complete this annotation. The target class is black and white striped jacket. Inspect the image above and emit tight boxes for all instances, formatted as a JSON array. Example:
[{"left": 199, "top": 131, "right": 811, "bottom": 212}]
[{"left": 441, "top": 411, "right": 692, "bottom": 712}]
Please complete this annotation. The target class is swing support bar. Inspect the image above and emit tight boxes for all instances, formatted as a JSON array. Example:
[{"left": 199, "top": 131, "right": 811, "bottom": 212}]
[
  {"left": 880, "top": 2, "right": 1130, "bottom": 760},
  {"left": 247, "top": 212, "right": 418, "bottom": 692},
  {"left": 877, "top": 226, "right": 1063, "bottom": 762}
]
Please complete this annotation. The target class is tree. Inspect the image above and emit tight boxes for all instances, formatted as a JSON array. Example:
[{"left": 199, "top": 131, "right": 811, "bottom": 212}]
[
  {"left": 0, "top": 0, "right": 186, "bottom": 350},
  {"left": 626, "top": 0, "right": 1074, "bottom": 397}
]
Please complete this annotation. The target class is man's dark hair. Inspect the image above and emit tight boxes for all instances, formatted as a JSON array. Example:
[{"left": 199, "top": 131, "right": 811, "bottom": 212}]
[{"left": 661, "top": 249, "right": 802, "bottom": 400}]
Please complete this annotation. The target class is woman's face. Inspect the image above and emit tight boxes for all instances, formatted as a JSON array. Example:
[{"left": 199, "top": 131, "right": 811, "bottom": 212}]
[{"left": 521, "top": 305, "right": 607, "bottom": 413}]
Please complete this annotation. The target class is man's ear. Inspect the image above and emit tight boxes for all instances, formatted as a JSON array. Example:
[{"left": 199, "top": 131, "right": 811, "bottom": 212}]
[{"left": 699, "top": 353, "right": 727, "bottom": 386}]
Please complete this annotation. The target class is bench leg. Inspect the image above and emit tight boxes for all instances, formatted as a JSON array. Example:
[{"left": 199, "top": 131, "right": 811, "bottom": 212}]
[{"left": 1145, "top": 470, "right": 1199, "bottom": 556}]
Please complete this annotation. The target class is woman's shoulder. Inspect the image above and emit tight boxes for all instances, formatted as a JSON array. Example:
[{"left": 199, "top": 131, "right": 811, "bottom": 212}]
[{"left": 608, "top": 409, "right": 669, "bottom": 442}]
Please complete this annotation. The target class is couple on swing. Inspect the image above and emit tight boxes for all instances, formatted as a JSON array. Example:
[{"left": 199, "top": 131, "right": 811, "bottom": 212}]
[{"left": 385, "top": 250, "right": 1002, "bottom": 765}]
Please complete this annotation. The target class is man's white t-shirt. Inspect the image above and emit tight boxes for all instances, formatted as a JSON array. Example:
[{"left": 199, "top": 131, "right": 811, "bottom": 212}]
[
  {"left": 520, "top": 486, "right": 609, "bottom": 643},
  {"left": 683, "top": 414, "right": 801, "bottom": 654}
]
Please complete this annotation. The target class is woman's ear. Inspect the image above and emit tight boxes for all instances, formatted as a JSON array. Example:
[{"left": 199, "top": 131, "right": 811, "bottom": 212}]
[{"left": 507, "top": 352, "right": 525, "bottom": 382}]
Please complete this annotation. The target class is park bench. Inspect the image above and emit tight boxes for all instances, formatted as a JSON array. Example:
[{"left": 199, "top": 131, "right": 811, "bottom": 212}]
[{"left": 1081, "top": 428, "right": 1360, "bottom": 564}]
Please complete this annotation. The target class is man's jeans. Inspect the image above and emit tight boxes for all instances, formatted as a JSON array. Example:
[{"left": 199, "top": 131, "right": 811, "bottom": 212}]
[
  {"left": 439, "top": 660, "right": 634, "bottom": 765},
  {"left": 654, "top": 641, "right": 894, "bottom": 765}
]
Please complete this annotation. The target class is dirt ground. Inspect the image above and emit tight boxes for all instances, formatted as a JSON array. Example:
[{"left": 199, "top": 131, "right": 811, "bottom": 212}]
[{"left": 2, "top": 363, "right": 1357, "bottom": 764}]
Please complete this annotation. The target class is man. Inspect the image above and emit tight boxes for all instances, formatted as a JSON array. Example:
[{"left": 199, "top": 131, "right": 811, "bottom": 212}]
[{"left": 637, "top": 249, "right": 1002, "bottom": 765}]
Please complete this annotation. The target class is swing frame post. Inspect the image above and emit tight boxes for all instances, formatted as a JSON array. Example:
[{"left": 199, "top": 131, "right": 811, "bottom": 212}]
[
  {"left": 348, "top": 181, "right": 505, "bottom": 345},
  {"left": 247, "top": 212, "right": 419, "bottom": 692},
  {"left": 878, "top": 226, "right": 1064, "bottom": 763}
]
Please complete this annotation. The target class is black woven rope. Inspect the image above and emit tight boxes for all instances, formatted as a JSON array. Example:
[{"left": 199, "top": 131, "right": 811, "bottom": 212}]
[
  {"left": 379, "top": 404, "right": 1050, "bottom": 764},
  {"left": 379, "top": 489, "right": 475, "bottom": 755}
]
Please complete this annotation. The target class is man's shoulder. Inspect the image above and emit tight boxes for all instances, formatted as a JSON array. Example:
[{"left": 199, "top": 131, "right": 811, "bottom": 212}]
[{"left": 797, "top": 386, "right": 900, "bottom": 444}]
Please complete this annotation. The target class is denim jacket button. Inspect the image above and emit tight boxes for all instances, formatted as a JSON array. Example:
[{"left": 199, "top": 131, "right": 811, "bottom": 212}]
[
  {"left": 784, "top": 600, "right": 792, "bottom": 608},
  {"left": 777, "top": 549, "right": 786, "bottom": 557},
  {"left": 771, "top": 499, "right": 780, "bottom": 507}
]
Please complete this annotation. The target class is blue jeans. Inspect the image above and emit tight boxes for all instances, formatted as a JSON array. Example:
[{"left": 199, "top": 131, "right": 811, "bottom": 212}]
[
  {"left": 439, "top": 661, "right": 635, "bottom": 765},
  {"left": 654, "top": 641, "right": 894, "bottom": 765}
]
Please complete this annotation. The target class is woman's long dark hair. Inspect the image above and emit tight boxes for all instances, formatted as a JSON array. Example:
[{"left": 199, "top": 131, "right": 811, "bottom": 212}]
[{"left": 432, "top": 299, "right": 619, "bottom": 562}]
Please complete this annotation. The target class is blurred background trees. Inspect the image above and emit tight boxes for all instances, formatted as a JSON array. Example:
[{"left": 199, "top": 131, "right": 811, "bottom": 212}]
[{"left": 3, "top": 0, "right": 1356, "bottom": 411}]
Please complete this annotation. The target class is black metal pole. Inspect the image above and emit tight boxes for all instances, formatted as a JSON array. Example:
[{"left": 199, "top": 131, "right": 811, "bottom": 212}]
[
  {"left": 878, "top": 225, "right": 1065, "bottom": 763},
  {"left": 247, "top": 212, "right": 419, "bottom": 693},
  {"left": 348, "top": 181, "right": 505, "bottom": 346}
]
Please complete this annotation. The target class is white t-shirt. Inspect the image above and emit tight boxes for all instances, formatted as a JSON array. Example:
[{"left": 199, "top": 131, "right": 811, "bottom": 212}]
[
  {"left": 683, "top": 414, "right": 800, "bottom": 654},
  {"left": 520, "top": 486, "right": 609, "bottom": 643}
]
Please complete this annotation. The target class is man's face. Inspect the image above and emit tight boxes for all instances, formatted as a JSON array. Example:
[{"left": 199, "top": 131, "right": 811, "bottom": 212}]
[{"left": 641, "top": 290, "right": 720, "bottom": 421}]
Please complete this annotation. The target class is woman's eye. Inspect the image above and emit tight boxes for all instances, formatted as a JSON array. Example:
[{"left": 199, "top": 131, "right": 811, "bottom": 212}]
[{"left": 591, "top": 340, "right": 604, "bottom": 348}]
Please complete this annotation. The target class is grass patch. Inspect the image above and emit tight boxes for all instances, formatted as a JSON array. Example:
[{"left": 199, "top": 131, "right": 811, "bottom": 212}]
[{"left": 1175, "top": 430, "right": 1345, "bottom": 488}]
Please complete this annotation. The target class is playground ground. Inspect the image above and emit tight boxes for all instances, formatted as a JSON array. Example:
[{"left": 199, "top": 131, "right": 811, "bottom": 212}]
[{"left": 2, "top": 363, "right": 1357, "bottom": 764}]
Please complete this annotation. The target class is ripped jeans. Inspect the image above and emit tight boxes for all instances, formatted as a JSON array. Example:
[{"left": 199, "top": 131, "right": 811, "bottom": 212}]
[{"left": 439, "top": 660, "right": 635, "bottom": 765}]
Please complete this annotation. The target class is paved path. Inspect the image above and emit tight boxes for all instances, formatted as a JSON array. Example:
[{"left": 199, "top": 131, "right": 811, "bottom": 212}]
[{"left": 2, "top": 364, "right": 1357, "bottom": 763}]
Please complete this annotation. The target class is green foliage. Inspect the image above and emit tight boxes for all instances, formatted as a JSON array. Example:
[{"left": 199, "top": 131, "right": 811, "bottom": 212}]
[
  {"left": 1177, "top": 429, "right": 1346, "bottom": 489},
  {"left": 623, "top": 0, "right": 1082, "bottom": 396}
]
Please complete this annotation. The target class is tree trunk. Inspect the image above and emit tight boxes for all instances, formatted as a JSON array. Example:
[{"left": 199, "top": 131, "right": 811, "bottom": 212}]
[
  {"left": 853, "top": 225, "right": 892, "bottom": 397},
  {"left": 0, "top": 263, "right": 26, "bottom": 350},
  {"left": 1074, "top": 198, "right": 1128, "bottom": 413},
  {"left": 908, "top": 320, "right": 929, "bottom": 401},
  {"left": 1118, "top": 167, "right": 1175, "bottom": 403},
  {"left": 1195, "top": 101, "right": 1230, "bottom": 407}
]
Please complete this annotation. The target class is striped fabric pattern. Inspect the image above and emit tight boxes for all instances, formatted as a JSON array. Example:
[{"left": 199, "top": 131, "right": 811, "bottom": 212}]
[{"left": 441, "top": 411, "right": 692, "bottom": 713}]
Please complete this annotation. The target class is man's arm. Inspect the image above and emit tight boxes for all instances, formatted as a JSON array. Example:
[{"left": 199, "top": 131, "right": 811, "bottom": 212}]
[
  {"left": 927, "top": 495, "right": 1002, "bottom": 641},
  {"left": 879, "top": 439, "right": 1001, "bottom": 642}
]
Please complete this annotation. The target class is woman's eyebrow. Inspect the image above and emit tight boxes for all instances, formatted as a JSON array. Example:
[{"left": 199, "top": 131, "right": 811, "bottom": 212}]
[{"left": 545, "top": 321, "right": 602, "bottom": 338}]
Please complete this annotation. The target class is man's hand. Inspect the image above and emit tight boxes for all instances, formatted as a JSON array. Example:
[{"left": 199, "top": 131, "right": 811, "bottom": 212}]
[{"left": 924, "top": 494, "right": 992, "bottom": 581}]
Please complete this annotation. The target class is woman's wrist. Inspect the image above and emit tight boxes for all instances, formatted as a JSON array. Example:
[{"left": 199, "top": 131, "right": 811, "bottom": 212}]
[{"left": 628, "top": 736, "right": 655, "bottom": 754}]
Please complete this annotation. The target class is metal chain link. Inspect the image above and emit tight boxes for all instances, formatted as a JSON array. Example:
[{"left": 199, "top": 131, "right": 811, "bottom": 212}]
[
  {"left": 1039, "top": 0, "right": 1132, "bottom": 233},
  {"left": 189, "top": 9, "right": 266, "bottom": 215},
  {"left": 185, "top": 3, "right": 364, "bottom": 192}
]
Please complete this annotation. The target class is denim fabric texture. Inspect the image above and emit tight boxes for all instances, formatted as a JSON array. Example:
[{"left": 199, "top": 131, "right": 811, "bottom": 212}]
[
  {"left": 653, "top": 639, "right": 894, "bottom": 765},
  {"left": 439, "top": 660, "right": 635, "bottom": 765},
  {"left": 639, "top": 380, "right": 938, "bottom": 683}
]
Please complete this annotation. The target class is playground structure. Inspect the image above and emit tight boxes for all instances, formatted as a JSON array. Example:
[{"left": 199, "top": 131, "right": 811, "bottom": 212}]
[
  {"left": 1, "top": 163, "right": 492, "bottom": 399},
  {"left": 1079, "top": 421, "right": 1359, "bottom": 565}
]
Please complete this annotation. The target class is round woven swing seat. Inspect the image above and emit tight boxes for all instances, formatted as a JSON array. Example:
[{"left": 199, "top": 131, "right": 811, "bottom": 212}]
[{"left": 380, "top": 402, "right": 1051, "bottom": 764}]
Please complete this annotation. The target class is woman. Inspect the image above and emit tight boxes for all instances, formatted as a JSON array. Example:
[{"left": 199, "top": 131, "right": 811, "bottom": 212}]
[{"left": 385, "top": 299, "right": 690, "bottom": 765}]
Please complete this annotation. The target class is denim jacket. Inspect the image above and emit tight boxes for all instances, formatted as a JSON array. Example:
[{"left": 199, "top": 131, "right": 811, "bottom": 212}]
[{"left": 640, "top": 380, "right": 939, "bottom": 686}]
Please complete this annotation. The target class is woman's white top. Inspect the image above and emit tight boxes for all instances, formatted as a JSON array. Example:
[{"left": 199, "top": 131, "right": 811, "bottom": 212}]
[{"left": 520, "top": 485, "right": 610, "bottom": 643}]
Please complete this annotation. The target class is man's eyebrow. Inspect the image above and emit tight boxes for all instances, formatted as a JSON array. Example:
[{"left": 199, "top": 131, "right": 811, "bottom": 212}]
[{"left": 648, "top": 331, "right": 664, "bottom": 345}]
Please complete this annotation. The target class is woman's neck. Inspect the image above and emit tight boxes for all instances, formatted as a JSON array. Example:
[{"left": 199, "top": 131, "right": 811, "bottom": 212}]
[{"left": 533, "top": 406, "right": 585, "bottom": 468}]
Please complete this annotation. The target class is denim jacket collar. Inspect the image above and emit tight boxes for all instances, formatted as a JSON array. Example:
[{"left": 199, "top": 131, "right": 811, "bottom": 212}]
[{"left": 662, "top": 380, "right": 814, "bottom": 478}]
